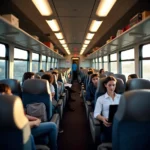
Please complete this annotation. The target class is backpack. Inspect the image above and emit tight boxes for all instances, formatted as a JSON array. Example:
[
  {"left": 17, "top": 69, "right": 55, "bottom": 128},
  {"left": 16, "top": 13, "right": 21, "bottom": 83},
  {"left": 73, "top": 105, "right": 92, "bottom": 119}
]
[{"left": 26, "top": 103, "right": 47, "bottom": 122}]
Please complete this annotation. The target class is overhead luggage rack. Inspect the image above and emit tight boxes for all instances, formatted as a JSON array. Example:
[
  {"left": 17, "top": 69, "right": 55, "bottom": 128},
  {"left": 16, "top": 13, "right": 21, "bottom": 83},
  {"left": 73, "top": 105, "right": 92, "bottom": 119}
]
[
  {"left": 87, "top": 16, "right": 150, "bottom": 59},
  {"left": 0, "top": 16, "right": 63, "bottom": 59}
]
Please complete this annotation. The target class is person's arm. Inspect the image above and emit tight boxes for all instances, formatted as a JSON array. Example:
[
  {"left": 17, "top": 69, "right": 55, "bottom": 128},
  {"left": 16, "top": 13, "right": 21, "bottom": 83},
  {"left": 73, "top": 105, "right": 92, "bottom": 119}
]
[
  {"left": 94, "top": 97, "right": 111, "bottom": 127},
  {"left": 26, "top": 115, "right": 41, "bottom": 128},
  {"left": 26, "top": 115, "right": 38, "bottom": 121}
]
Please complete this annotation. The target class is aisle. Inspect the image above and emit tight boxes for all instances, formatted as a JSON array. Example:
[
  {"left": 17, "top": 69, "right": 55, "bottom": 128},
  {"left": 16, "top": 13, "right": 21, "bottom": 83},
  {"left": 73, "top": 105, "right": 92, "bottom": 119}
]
[{"left": 58, "top": 81, "right": 96, "bottom": 150}]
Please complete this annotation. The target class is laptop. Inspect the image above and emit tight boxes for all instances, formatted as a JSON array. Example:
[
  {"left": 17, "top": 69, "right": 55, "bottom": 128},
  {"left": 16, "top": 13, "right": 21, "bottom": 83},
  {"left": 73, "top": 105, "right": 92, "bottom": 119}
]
[{"left": 108, "top": 105, "right": 118, "bottom": 123}]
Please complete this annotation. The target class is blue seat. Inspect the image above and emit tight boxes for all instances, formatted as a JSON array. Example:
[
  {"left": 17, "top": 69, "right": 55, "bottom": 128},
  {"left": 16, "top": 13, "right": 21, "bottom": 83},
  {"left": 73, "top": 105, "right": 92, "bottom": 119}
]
[
  {"left": 113, "top": 90, "right": 150, "bottom": 150},
  {"left": 126, "top": 78, "right": 150, "bottom": 91},
  {"left": 0, "top": 79, "right": 22, "bottom": 97},
  {"left": 22, "top": 79, "right": 60, "bottom": 129},
  {"left": 0, "top": 95, "right": 32, "bottom": 150},
  {"left": 89, "top": 77, "right": 125, "bottom": 145}
]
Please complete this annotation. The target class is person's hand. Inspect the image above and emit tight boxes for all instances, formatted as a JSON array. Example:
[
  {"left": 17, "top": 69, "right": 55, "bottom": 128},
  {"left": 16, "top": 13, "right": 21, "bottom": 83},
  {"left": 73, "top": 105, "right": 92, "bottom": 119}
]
[
  {"left": 102, "top": 117, "right": 111, "bottom": 127},
  {"left": 34, "top": 118, "right": 41, "bottom": 127}
]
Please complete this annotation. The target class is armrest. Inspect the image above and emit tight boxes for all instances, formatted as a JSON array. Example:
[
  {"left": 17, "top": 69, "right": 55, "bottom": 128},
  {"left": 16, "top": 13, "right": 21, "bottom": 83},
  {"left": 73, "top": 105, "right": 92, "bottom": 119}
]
[
  {"left": 57, "top": 99, "right": 63, "bottom": 106},
  {"left": 50, "top": 113, "right": 60, "bottom": 123},
  {"left": 86, "top": 101, "right": 92, "bottom": 106},
  {"left": 89, "top": 112, "right": 101, "bottom": 126}
]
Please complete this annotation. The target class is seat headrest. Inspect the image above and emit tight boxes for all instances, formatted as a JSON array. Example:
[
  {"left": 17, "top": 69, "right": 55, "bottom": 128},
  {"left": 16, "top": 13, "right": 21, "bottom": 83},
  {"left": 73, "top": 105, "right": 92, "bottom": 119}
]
[
  {"left": 36, "top": 72, "right": 45, "bottom": 77},
  {"left": 97, "top": 77, "right": 125, "bottom": 95},
  {"left": 104, "top": 71, "right": 114, "bottom": 76},
  {"left": 113, "top": 74, "right": 126, "bottom": 84},
  {"left": 0, "top": 79, "right": 21, "bottom": 93},
  {"left": 99, "top": 74, "right": 107, "bottom": 78},
  {"left": 115, "top": 90, "right": 150, "bottom": 121},
  {"left": 23, "top": 79, "right": 50, "bottom": 94},
  {"left": 0, "top": 95, "right": 28, "bottom": 129},
  {"left": 126, "top": 78, "right": 150, "bottom": 91}
]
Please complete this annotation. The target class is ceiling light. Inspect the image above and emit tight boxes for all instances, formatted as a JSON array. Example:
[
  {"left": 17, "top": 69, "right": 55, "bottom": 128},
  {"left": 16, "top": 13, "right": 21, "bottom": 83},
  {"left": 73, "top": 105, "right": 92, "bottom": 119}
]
[
  {"left": 46, "top": 19, "right": 60, "bottom": 32},
  {"left": 55, "top": 32, "right": 63, "bottom": 39},
  {"left": 96, "top": 0, "right": 117, "bottom": 17},
  {"left": 83, "top": 45, "right": 88, "bottom": 48},
  {"left": 32, "top": 0, "right": 52, "bottom": 16},
  {"left": 59, "top": 40, "right": 66, "bottom": 44},
  {"left": 86, "top": 33, "right": 94, "bottom": 39},
  {"left": 84, "top": 40, "right": 90, "bottom": 45},
  {"left": 62, "top": 44, "right": 67, "bottom": 48},
  {"left": 89, "top": 20, "right": 103, "bottom": 32}
]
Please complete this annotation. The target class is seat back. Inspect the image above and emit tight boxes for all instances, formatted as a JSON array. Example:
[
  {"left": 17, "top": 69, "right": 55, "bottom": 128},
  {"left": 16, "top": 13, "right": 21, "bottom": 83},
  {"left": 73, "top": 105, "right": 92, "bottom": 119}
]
[
  {"left": 104, "top": 71, "right": 114, "bottom": 76},
  {"left": 113, "top": 74, "right": 126, "bottom": 85},
  {"left": 0, "top": 95, "right": 31, "bottom": 150},
  {"left": 95, "top": 77, "right": 125, "bottom": 106},
  {"left": 0, "top": 79, "right": 22, "bottom": 97},
  {"left": 126, "top": 78, "right": 150, "bottom": 91},
  {"left": 113, "top": 90, "right": 150, "bottom": 150},
  {"left": 22, "top": 79, "right": 53, "bottom": 120}
]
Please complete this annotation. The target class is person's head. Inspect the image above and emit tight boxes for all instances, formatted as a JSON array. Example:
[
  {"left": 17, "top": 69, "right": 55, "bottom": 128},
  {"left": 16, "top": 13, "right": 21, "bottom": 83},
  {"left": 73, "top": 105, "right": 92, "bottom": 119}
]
[
  {"left": 22, "top": 72, "right": 35, "bottom": 83},
  {"left": 104, "top": 76, "right": 117, "bottom": 93},
  {"left": 50, "top": 68, "right": 53, "bottom": 70},
  {"left": 39, "top": 69, "right": 44, "bottom": 72},
  {"left": 88, "top": 68, "right": 94, "bottom": 75},
  {"left": 91, "top": 74, "right": 99, "bottom": 87},
  {"left": 99, "top": 69, "right": 104, "bottom": 75},
  {"left": 52, "top": 70, "right": 59, "bottom": 80},
  {"left": 128, "top": 74, "right": 139, "bottom": 80},
  {"left": 0, "top": 83, "right": 12, "bottom": 95},
  {"left": 41, "top": 73, "right": 54, "bottom": 84}
]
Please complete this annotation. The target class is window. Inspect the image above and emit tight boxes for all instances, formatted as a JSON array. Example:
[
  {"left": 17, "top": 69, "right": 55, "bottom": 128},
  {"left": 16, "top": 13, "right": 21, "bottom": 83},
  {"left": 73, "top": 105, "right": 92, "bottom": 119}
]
[
  {"left": 0, "top": 44, "right": 7, "bottom": 79},
  {"left": 55, "top": 59, "right": 57, "bottom": 68},
  {"left": 14, "top": 48, "right": 28, "bottom": 81},
  {"left": 32, "top": 53, "right": 39, "bottom": 73},
  {"left": 95, "top": 58, "right": 98, "bottom": 70},
  {"left": 103, "top": 56, "right": 108, "bottom": 71},
  {"left": 110, "top": 53, "right": 117, "bottom": 73},
  {"left": 47, "top": 57, "right": 51, "bottom": 70},
  {"left": 99, "top": 57, "right": 102, "bottom": 69},
  {"left": 141, "top": 44, "right": 150, "bottom": 80},
  {"left": 42, "top": 55, "right": 46, "bottom": 70},
  {"left": 51, "top": 58, "right": 54, "bottom": 69},
  {"left": 121, "top": 49, "right": 135, "bottom": 78},
  {"left": 92, "top": 59, "right": 95, "bottom": 69}
]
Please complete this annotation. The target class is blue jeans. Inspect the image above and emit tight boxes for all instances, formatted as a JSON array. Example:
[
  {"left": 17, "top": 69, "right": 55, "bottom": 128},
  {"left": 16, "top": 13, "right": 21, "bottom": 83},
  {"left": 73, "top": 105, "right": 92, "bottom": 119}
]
[
  {"left": 31, "top": 122, "right": 58, "bottom": 150},
  {"left": 30, "top": 134, "right": 36, "bottom": 150}
]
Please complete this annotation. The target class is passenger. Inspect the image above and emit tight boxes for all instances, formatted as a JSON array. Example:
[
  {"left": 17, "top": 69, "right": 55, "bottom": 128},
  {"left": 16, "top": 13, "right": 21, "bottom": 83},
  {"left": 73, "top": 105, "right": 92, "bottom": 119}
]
[
  {"left": 94, "top": 76, "right": 121, "bottom": 142},
  {"left": 72, "top": 61, "right": 78, "bottom": 81},
  {"left": 86, "top": 74, "right": 99, "bottom": 108},
  {"left": 0, "top": 83, "right": 58, "bottom": 150},
  {"left": 99, "top": 68, "right": 104, "bottom": 75},
  {"left": 39, "top": 69, "right": 44, "bottom": 72},
  {"left": 50, "top": 68, "right": 53, "bottom": 71},
  {"left": 22, "top": 72, "right": 35, "bottom": 83},
  {"left": 128, "top": 73, "right": 139, "bottom": 80}
]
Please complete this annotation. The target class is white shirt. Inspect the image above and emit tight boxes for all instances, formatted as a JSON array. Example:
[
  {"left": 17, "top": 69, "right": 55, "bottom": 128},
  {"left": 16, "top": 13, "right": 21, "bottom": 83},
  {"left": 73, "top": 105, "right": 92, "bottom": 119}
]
[
  {"left": 94, "top": 92, "right": 121, "bottom": 119},
  {"left": 50, "top": 84, "right": 55, "bottom": 93}
]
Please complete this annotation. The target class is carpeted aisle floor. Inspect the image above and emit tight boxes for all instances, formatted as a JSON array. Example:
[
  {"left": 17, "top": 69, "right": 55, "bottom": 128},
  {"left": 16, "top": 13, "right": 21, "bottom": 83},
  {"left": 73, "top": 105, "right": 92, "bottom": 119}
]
[{"left": 58, "top": 81, "right": 96, "bottom": 150}]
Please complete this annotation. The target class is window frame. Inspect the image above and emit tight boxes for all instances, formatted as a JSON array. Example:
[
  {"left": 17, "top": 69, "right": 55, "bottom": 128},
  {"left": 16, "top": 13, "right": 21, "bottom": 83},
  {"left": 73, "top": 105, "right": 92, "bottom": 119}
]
[{"left": 32, "top": 52, "right": 40, "bottom": 72}]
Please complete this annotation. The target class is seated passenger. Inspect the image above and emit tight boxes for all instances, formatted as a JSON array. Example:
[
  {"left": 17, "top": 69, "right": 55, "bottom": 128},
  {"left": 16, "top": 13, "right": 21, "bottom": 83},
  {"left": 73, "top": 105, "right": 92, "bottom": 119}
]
[
  {"left": 128, "top": 73, "right": 139, "bottom": 80},
  {"left": 22, "top": 72, "right": 35, "bottom": 83},
  {"left": 94, "top": 76, "right": 121, "bottom": 143},
  {"left": 0, "top": 83, "right": 58, "bottom": 150},
  {"left": 39, "top": 69, "right": 44, "bottom": 72},
  {"left": 86, "top": 74, "right": 99, "bottom": 108},
  {"left": 99, "top": 68, "right": 105, "bottom": 76},
  {"left": 41, "top": 73, "right": 58, "bottom": 111}
]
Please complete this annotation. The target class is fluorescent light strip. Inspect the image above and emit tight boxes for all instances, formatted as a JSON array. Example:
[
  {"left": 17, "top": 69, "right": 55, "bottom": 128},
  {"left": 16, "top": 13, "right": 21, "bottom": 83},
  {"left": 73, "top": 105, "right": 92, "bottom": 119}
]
[
  {"left": 62, "top": 44, "right": 67, "bottom": 48},
  {"left": 46, "top": 19, "right": 60, "bottom": 32},
  {"left": 84, "top": 40, "right": 90, "bottom": 45},
  {"left": 32, "top": 0, "right": 52, "bottom": 16},
  {"left": 59, "top": 40, "right": 66, "bottom": 44},
  {"left": 55, "top": 32, "right": 63, "bottom": 39},
  {"left": 89, "top": 20, "right": 103, "bottom": 32},
  {"left": 96, "top": 0, "right": 117, "bottom": 17},
  {"left": 83, "top": 45, "right": 88, "bottom": 48},
  {"left": 86, "top": 33, "right": 94, "bottom": 40}
]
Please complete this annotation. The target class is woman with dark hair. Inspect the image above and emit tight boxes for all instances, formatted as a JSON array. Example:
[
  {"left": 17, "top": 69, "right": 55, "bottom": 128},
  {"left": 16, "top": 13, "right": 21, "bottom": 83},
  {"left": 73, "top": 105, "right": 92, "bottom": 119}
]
[
  {"left": 99, "top": 68, "right": 104, "bottom": 75},
  {"left": 22, "top": 72, "right": 35, "bottom": 83},
  {"left": 94, "top": 76, "right": 121, "bottom": 142},
  {"left": 86, "top": 73, "right": 99, "bottom": 108},
  {"left": 128, "top": 74, "right": 139, "bottom": 80}
]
